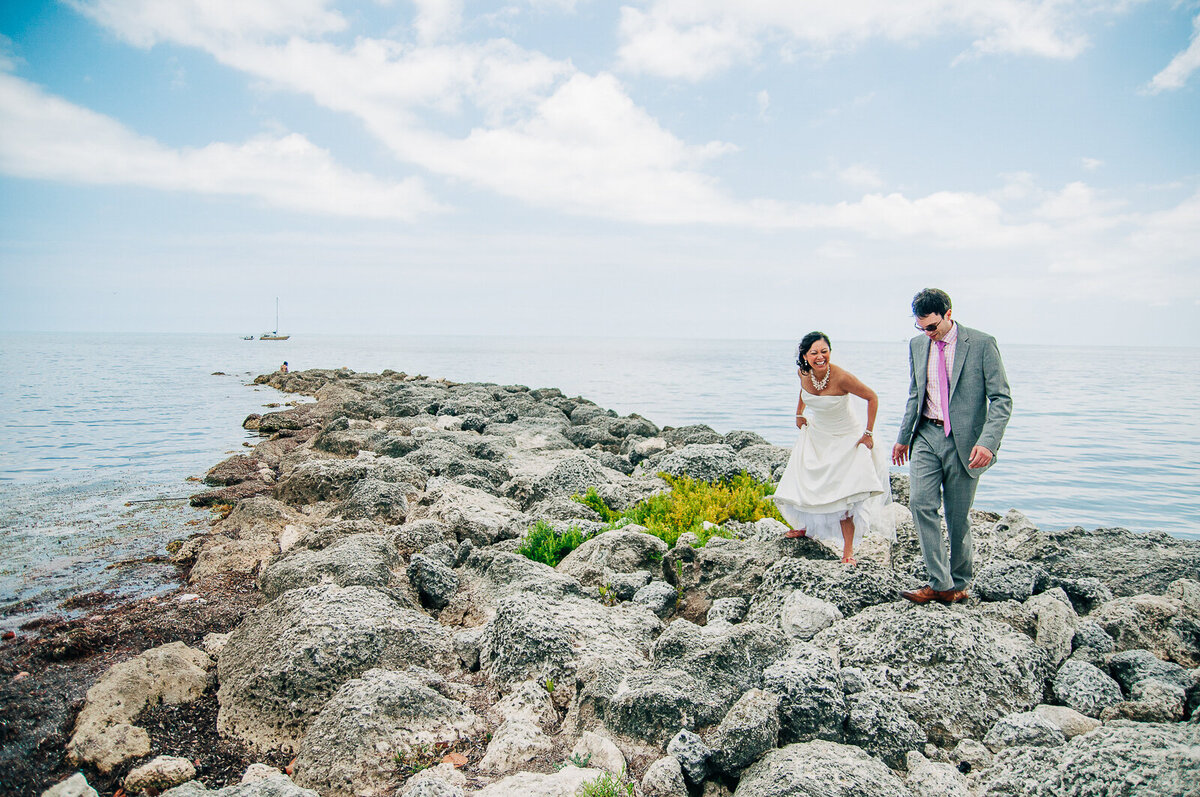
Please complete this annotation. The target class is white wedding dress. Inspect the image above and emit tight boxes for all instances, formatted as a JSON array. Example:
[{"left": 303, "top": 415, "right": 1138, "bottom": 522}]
[{"left": 771, "top": 388, "right": 895, "bottom": 548}]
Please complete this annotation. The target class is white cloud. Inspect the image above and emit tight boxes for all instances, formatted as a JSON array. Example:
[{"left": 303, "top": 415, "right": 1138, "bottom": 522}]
[
  {"left": 617, "top": 0, "right": 1109, "bottom": 80},
  {"left": 1146, "top": 12, "right": 1200, "bottom": 93},
  {"left": 1081, "top": 157, "right": 1103, "bottom": 171},
  {"left": 755, "top": 89, "right": 770, "bottom": 119},
  {"left": 413, "top": 0, "right": 463, "bottom": 44},
  {"left": 837, "top": 164, "right": 884, "bottom": 191},
  {"left": 0, "top": 72, "right": 441, "bottom": 219},
  {"left": 66, "top": 0, "right": 346, "bottom": 48}
]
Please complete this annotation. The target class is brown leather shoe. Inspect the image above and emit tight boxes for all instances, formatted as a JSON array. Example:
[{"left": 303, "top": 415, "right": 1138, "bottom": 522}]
[
  {"left": 900, "top": 585, "right": 938, "bottom": 604},
  {"left": 936, "top": 588, "right": 970, "bottom": 604}
]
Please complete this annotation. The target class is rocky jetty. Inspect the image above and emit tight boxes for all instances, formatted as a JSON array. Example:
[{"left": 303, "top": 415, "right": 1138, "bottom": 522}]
[{"left": 33, "top": 368, "right": 1200, "bottom": 796}]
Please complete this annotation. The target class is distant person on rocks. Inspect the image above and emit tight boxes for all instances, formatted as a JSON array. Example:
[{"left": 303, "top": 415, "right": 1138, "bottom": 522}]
[
  {"left": 893, "top": 288, "right": 1012, "bottom": 604},
  {"left": 280, "top": 361, "right": 288, "bottom": 374},
  {"left": 771, "top": 331, "right": 895, "bottom": 565}
]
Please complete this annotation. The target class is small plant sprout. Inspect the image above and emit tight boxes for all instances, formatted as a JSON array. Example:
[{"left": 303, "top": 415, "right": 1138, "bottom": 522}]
[{"left": 543, "top": 675, "right": 556, "bottom": 693}]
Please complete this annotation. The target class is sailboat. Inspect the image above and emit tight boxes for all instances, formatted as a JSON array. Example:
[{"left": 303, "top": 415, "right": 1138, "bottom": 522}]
[{"left": 260, "top": 298, "right": 290, "bottom": 340}]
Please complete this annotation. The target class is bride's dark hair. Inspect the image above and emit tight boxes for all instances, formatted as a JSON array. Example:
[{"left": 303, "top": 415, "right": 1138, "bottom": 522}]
[{"left": 796, "top": 331, "right": 832, "bottom": 373}]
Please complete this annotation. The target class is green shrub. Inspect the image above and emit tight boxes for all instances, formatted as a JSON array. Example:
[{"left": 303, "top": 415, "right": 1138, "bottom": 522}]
[
  {"left": 517, "top": 520, "right": 589, "bottom": 567},
  {"left": 567, "top": 471, "right": 783, "bottom": 548},
  {"left": 576, "top": 771, "right": 635, "bottom": 797}
]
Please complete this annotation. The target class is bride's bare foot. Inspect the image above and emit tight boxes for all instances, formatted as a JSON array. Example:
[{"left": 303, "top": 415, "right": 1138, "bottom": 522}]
[
  {"left": 841, "top": 554, "right": 857, "bottom": 565},
  {"left": 783, "top": 528, "right": 807, "bottom": 539}
]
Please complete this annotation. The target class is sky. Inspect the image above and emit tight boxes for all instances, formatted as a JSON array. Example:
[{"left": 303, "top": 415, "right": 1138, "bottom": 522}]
[{"left": 0, "top": 0, "right": 1198, "bottom": 345}]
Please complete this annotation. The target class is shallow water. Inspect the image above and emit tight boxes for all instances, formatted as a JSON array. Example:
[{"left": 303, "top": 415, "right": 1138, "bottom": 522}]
[{"left": 1, "top": 333, "right": 1197, "bottom": 627}]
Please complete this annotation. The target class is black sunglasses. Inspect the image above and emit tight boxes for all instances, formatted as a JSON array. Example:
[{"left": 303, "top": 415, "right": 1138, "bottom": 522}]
[{"left": 914, "top": 319, "right": 942, "bottom": 332}]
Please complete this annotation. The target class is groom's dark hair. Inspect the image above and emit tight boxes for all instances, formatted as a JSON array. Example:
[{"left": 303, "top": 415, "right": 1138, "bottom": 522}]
[{"left": 912, "top": 288, "right": 952, "bottom": 318}]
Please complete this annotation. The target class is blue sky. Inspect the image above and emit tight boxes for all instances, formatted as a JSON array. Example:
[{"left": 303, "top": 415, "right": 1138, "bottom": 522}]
[{"left": 1, "top": 0, "right": 1198, "bottom": 344}]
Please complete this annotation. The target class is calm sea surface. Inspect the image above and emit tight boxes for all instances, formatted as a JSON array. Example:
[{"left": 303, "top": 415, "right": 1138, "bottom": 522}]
[{"left": 1, "top": 333, "right": 1198, "bottom": 627}]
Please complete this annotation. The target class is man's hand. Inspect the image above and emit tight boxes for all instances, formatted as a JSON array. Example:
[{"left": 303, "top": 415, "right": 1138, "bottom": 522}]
[
  {"left": 968, "top": 445, "right": 994, "bottom": 469},
  {"left": 892, "top": 443, "right": 909, "bottom": 465}
]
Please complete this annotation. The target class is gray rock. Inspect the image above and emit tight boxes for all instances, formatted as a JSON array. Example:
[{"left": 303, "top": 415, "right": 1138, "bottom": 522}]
[
  {"left": 162, "top": 773, "right": 320, "bottom": 796},
  {"left": 904, "top": 752, "right": 968, "bottom": 797},
  {"left": 641, "top": 757, "right": 688, "bottom": 797},
  {"left": 666, "top": 537, "right": 802, "bottom": 621},
  {"left": 633, "top": 581, "right": 678, "bottom": 618},
  {"left": 557, "top": 529, "right": 668, "bottom": 590},
  {"left": 655, "top": 444, "right": 769, "bottom": 483},
  {"left": 479, "top": 591, "right": 661, "bottom": 691},
  {"left": 217, "top": 585, "right": 455, "bottom": 753},
  {"left": 1026, "top": 588, "right": 1077, "bottom": 667},
  {"left": 844, "top": 690, "right": 926, "bottom": 769},
  {"left": 951, "top": 738, "right": 992, "bottom": 774},
  {"left": 1108, "top": 648, "right": 1200, "bottom": 696},
  {"left": 707, "top": 597, "right": 749, "bottom": 625},
  {"left": 973, "top": 559, "right": 1050, "bottom": 602},
  {"left": 335, "top": 477, "right": 412, "bottom": 524},
  {"left": 68, "top": 642, "right": 213, "bottom": 773},
  {"left": 970, "top": 721, "right": 1200, "bottom": 796},
  {"left": 814, "top": 603, "right": 1052, "bottom": 745},
  {"left": 41, "top": 773, "right": 99, "bottom": 797},
  {"left": 1069, "top": 620, "right": 1114, "bottom": 665},
  {"left": 733, "top": 740, "right": 911, "bottom": 797},
  {"left": 839, "top": 667, "right": 869, "bottom": 695},
  {"left": 661, "top": 425, "right": 724, "bottom": 447},
  {"left": 761, "top": 642, "right": 845, "bottom": 743},
  {"left": 1090, "top": 590, "right": 1200, "bottom": 667},
  {"left": 569, "top": 731, "right": 626, "bottom": 777},
  {"left": 1031, "top": 704, "right": 1100, "bottom": 739},
  {"left": 779, "top": 591, "right": 843, "bottom": 641},
  {"left": 746, "top": 558, "right": 899, "bottom": 626},
  {"left": 1006, "top": 523, "right": 1200, "bottom": 598},
  {"left": 724, "top": 430, "right": 770, "bottom": 450},
  {"left": 1050, "top": 660, "right": 1123, "bottom": 718},
  {"left": 982, "top": 710, "right": 1065, "bottom": 753},
  {"left": 736, "top": 445, "right": 790, "bottom": 482},
  {"left": 124, "top": 756, "right": 198, "bottom": 794},
  {"left": 403, "top": 777, "right": 464, "bottom": 797},
  {"left": 275, "top": 458, "right": 426, "bottom": 504},
  {"left": 415, "top": 483, "right": 528, "bottom": 547},
  {"left": 402, "top": 437, "right": 509, "bottom": 487},
  {"left": 471, "top": 767, "right": 607, "bottom": 797},
  {"left": 1100, "top": 678, "right": 1187, "bottom": 722},
  {"left": 438, "top": 547, "right": 585, "bottom": 627},
  {"left": 258, "top": 534, "right": 401, "bottom": 601},
  {"left": 528, "top": 456, "right": 612, "bottom": 505},
  {"left": 707, "top": 689, "right": 781, "bottom": 776},
  {"left": 408, "top": 553, "right": 460, "bottom": 610},
  {"left": 596, "top": 620, "right": 789, "bottom": 746},
  {"left": 667, "top": 729, "right": 712, "bottom": 783},
  {"left": 1051, "top": 576, "right": 1114, "bottom": 615}
]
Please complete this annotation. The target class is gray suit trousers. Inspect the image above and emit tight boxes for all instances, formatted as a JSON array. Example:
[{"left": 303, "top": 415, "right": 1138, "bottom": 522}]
[{"left": 910, "top": 420, "right": 980, "bottom": 591}]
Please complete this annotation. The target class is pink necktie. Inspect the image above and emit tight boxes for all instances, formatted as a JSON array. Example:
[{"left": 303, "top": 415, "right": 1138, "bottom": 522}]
[{"left": 937, "top": 340, "right": 951, "bottom": 437}]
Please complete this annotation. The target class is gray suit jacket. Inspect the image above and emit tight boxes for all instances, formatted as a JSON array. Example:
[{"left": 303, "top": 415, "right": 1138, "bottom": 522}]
[{"left": 896, "top": 324, "right": 1012, "bottom": 478}]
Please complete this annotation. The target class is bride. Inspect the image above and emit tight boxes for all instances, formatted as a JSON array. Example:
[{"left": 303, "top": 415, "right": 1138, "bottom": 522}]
[{"left": 771, "top": 331, "right": 894, "bottom": 564}]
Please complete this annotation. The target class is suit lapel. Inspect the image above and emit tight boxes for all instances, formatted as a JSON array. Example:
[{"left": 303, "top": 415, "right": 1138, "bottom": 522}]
[
  {"left": 914, "top": 335, "right": 930, "bottom": 396},
  {"left": 949, "top": 325, "right": 969, "bottom": 401}
]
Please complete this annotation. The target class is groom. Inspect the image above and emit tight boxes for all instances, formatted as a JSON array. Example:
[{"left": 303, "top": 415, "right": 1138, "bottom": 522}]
[{"left": 892, "top": 288, "right": 1012, "bottom": 604}]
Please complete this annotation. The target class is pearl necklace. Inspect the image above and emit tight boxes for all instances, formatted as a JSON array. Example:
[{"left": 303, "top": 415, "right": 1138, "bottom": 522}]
[{"left": 810, "top": 367, "right": 831, "bottom": 391}]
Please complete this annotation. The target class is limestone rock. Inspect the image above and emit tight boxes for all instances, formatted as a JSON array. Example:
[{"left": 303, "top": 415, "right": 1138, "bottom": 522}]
[
  {"left": 969, "top": 721, "right": 1200, "bottom": 796},
  {"left": 632, "top": 581, "right": 677, "bottom": 618},
  {"left": 667, "top": 729, "right": 712, "bottom": 783},
  {"left": 471, "top": 767, "right": 606, "bottom": 797},
  {"left": 162, "top": 773, "right": 319, "bottom": 796},
  {"left": 655, "top": 443, "right": 770, "bottom": 483},
  {"left": 904, "top": 751, "right": 968, "bottom": 797},
  {"left": 1026, "top": 588, "right": 1077, "bottom": 667},
  {"left": 557, "top": 528, "right": 668, "bottom": 590},
  {"left": 1050, "top": 660, "right": 1123, "bottom": 718},
  {"left": 761, "top": 642, "right": 845, "bottom": 744},
  {"left": 569, "top": 731, "right": 626, "bottom": 776},
  {"left": 478, "top": 718, "right": 555, "bottom": 776},
  {"left": 41, "top": 773, "right": 98, "bottom": 797},
  {"left": 291, "top": 669, "right": 481, "bottom": 797},
  {"left": 814, "top": 603, "right": 1052, "bottom": 745},
  {"left": 217, "top": 584, "right": 455, "bottom": 753},
  {"left": 1108, "top": 648, "right": 1200, "bottom": 696},
  {"left": 746, "top": 558, "right": 900, "bottom": 627},
  {"left": 124, "top": 756, "right": 197, "bottom": 794},
  {"left": 844, "top": 690, "right": 926, "bottom": 769},
  {"left": 641, "top": 757, "right": 688, "bottom": 797},
  {"left": 733, "top": 740, "right": 912, "bottom": 797},
  {"left": 707, "top": 597, "right": 748, "bottom": 624},
  {"left": 415, "top": 482, "right": 528, "bottom": 546},
  {"left": 408, "top": 552, "right": 460, "bottom": 610},
  {"left": 1069, "top": 620, "right": 1114, "bottom": 665},
  {"left": 982, "top": 710, "right": 1065, "bottom": 753},
  {"left": 973, "top": 559, "right": 1050, "bottom": 602},
  {"left": 68, "top": 642, "right": 213, "bottom": 773},
  {"left": 779, "top": 591, "right": 843, "bottom": 641},
  {"left": 257, "top": 533, "right": 401, "bottom": 601},
  {"left": 1032, "top": 704, "right": 1101, "bottom": 739},
  {"left": 707, "top": 689, "right": 781, "bottom": 776},
  {"left": 1091, "top": 591, "right": 1200, "bottom": 667},
  {"left": 1005, "top": 524, "right": 1200, "bottom": 598}
]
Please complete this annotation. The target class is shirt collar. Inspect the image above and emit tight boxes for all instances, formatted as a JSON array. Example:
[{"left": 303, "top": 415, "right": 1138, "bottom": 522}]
[{"left": 942, "top": 321, "right": 959, "bottom": 346}]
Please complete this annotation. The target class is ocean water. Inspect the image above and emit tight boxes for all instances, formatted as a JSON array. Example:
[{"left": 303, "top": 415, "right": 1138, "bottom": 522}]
[{"left": 1, "top": 333, "right": 1198, "bottom": 627}]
